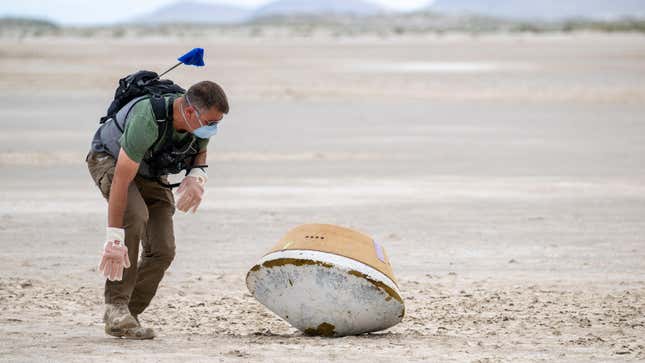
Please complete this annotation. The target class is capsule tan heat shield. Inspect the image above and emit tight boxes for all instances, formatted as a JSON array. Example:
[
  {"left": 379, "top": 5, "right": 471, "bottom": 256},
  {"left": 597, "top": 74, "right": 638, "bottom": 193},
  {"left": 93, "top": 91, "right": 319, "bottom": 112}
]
[{"left": 246, "top": 224, "right": 404, "bottom": 337}]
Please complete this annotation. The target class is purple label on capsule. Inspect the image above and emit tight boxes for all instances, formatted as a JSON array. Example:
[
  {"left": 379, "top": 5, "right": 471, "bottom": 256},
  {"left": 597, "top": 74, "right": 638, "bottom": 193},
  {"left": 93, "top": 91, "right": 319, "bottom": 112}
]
[{"left": 373, "top": 240, "right": 385, "bottom": 263}]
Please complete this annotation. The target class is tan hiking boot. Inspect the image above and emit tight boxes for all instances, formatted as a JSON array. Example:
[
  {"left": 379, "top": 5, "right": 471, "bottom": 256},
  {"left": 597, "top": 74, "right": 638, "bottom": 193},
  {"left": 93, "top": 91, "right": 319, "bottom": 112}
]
[
  {"left": 104, "top": 308, "right": 156, "bottom": 340},
  {"left": 120, "top": 325, "right": 156, "bottom": 340},
  {"left": 128, "top": 315, "right": 156, "bottom": 340},
  {"left": 103, "top": 303, "right": 138, "bottom": 337}
]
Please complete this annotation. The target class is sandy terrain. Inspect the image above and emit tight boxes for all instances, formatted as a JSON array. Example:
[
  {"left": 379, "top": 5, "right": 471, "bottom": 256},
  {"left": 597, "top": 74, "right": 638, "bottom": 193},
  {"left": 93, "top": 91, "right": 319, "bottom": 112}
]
[{"left": 0, "top": 33, "right": 644, "bottom": 362}]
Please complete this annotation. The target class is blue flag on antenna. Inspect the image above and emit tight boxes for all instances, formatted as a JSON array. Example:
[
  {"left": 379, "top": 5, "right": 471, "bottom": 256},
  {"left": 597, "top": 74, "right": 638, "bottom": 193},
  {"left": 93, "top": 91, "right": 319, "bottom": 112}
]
[
  {"left": 157, "top": 48, "right": 206, "bottom": 78},
  {"left": 178, "top": 48, "right": 205, "bottom": 67}
]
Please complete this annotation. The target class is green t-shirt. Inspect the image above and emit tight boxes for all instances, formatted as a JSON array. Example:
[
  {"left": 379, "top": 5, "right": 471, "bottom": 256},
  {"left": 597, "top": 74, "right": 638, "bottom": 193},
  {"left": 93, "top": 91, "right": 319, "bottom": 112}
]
[{"left": 119, "top": 95, "right": 209, "bottom": 163}]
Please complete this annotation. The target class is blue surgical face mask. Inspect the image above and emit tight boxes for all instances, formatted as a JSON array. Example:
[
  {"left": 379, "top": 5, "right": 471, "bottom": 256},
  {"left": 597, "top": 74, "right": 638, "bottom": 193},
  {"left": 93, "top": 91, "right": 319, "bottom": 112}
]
[
  {"left": 181, "top": 97, "right": 221, "bottom": 139},
  {"left": 192, "top": 123, "right": 218, "bottom": 138}
]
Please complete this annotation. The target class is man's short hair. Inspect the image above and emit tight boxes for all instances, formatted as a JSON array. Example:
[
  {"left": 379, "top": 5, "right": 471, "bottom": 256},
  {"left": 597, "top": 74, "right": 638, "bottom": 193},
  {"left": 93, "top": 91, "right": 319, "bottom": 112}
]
[{"left": 186, "top": 81, "right": 229, "bottom": 114}]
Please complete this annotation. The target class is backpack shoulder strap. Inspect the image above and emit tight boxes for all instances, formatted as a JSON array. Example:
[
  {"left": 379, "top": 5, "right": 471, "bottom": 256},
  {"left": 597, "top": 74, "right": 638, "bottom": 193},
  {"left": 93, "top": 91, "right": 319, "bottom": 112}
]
[
  {"left": 149, "top": 95, "right": 177, "bottom": 152},
  {"left": 149, "top": 94, "right": 167, "bottom": 123}
]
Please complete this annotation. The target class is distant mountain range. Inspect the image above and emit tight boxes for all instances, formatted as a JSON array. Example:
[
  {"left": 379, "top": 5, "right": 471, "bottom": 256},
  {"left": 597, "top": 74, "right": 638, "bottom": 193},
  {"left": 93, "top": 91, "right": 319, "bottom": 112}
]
[
  {"left": 132, "top": 1, "right": 252, "bottom": 24},
  {"left": 254, "top": 0, "right": 384, "bottom": 18},
  {"left": 131, "top": 0, "right": 385, "bottom": 24},
  {"left": 430, "top": 0, "right": 645, "bottom": 20},
  {"left": 130, "top": 0, "right": 645, "bottom": 25}
]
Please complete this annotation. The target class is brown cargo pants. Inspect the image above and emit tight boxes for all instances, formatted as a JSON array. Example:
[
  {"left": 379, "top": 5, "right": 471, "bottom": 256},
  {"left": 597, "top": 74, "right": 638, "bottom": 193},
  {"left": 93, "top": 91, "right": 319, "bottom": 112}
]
[{"left": 86, "top": 151, "right": 175, "bottom": 316}]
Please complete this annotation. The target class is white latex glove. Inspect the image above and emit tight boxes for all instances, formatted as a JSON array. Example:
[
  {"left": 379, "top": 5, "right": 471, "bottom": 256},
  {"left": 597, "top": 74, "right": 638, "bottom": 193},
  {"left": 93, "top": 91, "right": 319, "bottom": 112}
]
[
  {"left": 98, "top": 227, "right": 131, "bottom": 281},
  {"left": 176, "top": 168, "right": 207, "bottom": 214}
]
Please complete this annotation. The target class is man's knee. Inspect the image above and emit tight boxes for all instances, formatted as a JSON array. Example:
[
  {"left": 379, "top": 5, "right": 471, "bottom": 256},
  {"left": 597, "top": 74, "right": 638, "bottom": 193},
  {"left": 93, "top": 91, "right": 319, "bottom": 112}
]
[
  {"left": 159, "top": 249, "right": 175, "bottom": 268},
  {"left": 143, "top": 248, "right": 175, "bottom": 269}
]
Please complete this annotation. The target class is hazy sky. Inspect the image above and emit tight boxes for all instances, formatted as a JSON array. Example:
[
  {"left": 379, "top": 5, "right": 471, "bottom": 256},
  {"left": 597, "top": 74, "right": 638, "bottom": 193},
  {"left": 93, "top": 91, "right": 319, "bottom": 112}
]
[{"left": 1, "top": 0, "right": 434, "bottom": 25}]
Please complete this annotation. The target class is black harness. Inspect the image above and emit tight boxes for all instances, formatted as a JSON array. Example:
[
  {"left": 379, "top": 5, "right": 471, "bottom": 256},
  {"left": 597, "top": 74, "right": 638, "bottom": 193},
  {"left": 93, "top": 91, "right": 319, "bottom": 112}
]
[{"left": 141, "top": 95, "right": 207, "bottom": 188}]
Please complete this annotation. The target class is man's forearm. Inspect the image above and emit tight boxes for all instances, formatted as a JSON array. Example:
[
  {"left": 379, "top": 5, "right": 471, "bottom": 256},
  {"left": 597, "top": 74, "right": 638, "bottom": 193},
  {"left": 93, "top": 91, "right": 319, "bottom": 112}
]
[
  {"left": 193, "top": 150, "right": 207, "bottom": 166},
  {"left": 107, "top": 148, "right": 140, "bottom": 228},
  {"left": 107, "top": 174, "right": 130, "bottom": 228}
]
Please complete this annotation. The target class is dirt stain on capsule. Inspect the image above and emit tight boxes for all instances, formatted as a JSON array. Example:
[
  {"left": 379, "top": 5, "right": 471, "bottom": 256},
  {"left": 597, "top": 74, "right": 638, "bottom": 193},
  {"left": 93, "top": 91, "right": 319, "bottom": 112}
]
[
  {"left": 262, "top": 258, "right": 334, "bottom": 269},
  {"left": 304, "top": 322, "right": 336, "bottom": 337},
  {"left": 347, "top": 270, "right": 404, "bottom": 306}
]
